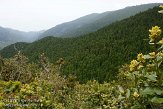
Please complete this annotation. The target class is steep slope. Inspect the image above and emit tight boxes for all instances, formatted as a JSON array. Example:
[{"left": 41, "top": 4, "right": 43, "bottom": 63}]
[
  {"left": 39, "top": 3, "right": 161, "bottom": 38},
  {"left": 1, "top": 7, "right": 163, "bottom": 83},
  {"left": 39, "top": 13, "right": 104, "bottom": 38},
  {"left": 0, "top": 27, "right": 43, "bottom": 49}
]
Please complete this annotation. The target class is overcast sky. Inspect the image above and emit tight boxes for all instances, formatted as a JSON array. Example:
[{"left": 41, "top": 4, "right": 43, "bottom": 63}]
[{"left": 0, "top": 0, "right": 162, "bottom": 31}]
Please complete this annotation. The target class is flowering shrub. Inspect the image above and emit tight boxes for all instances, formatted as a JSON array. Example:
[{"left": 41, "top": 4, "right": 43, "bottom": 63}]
[{"left": 159, "top": 5, "right": 163, "bottom": 13}]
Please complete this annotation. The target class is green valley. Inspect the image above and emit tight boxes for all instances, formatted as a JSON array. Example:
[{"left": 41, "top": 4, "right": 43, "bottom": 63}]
[{"left": 1, "top": 7, "right": 162, "bottom": 83}]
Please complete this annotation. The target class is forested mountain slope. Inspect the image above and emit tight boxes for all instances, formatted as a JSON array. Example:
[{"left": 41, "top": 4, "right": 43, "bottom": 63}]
[
  {"left": 39, "top": 3, "right": 161, "bottom": 38},
  {"left": 1, "top": 7, "right": 163, "bottom": 83}
]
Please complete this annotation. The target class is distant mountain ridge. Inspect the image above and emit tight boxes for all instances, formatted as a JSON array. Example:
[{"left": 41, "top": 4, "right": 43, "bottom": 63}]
[
  {"left": 0, "top": 3, "right": 161, "bottom": 49},
  {"left": 0, "top": 26, "right": 44, "bottom": 49},
  {"left": 39, "top": 3, "right": 162, "bottom": 38}
]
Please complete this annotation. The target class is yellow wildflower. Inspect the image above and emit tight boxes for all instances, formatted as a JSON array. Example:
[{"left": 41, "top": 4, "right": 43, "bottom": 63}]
[
  {"left": 133, "top": 92, "right": 139, "bottom": 98},
  {"left": 158, "top": 52, "right": 163, "bottom": 57},
  {"left": 149, "top": 52, "right": 156, "bottom": 58},
  {"left": 158, "top": 38, "right": 163, "bottom": 44},
  {"left": 137, "top": 53, "right": 145, "bottom": 63},
  {"left": 20, "top": 88, "right": 26, "bottom": 93},
  {"left": 129, "top": 60, "right": 139, "bottom": 71},
  {"left": 158, "top": 10, "right": 163, "bottom": 13},
  {"left": 149, "top": 26, "right": 161, "bottom": 42},
  {"left": 159, "top": 5, "right": 163, "bottom": 8},
  {"left": 138, "top": 64, "right": 144, "bottom": 70},
  {"left": 159, "top": 5, "right": 163, "bottom": 13},
  {"left": 0, "top": 102, "right": 4, "bottom": 109},
  {"left": 147, "top": 64, "right": 155, "bottom": 71}
]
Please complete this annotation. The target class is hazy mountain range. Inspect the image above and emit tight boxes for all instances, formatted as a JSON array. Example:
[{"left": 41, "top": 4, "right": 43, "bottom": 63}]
[
  {"left": 0, "top": 27, "right": 44, "bottom": 49},
  {"left": 0, "top": 3, "right": 161, "bottom": 49},
  {"left": 39, "top": 3, "right": 161, "bottom": 38}
]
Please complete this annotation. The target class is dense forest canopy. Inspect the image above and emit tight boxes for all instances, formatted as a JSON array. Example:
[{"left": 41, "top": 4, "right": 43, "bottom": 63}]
[{"left": 1, "top": 7, "right": 163, "bottom": 83}]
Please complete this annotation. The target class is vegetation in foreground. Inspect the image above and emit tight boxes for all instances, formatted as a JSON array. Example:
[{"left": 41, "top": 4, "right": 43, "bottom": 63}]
[{"left": 0, "top": 6, "right": 162, "bottom": 109}]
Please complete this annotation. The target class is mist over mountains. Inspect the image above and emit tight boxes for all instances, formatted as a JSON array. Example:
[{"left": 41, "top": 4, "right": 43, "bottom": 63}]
[
  {"left": 0, "top": 3, "right": 161, "bottom": 49},
  {"left": 39, "top": 3, "right": 161, "bottom": 38},
  {"left": 0, "top": 27, "right": 44, "bottom": 49}
]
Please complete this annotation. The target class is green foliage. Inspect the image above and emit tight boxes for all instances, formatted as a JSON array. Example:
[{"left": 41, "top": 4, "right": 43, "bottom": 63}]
[
  {"left": 0, "top": 42, "right": 29, "bottom": 58},
  {"left": 0, "top": 51, "right": 39, "bottom": 83},
  {"left": 116, "top": 22, "right": 163, "bottom": 108}
]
